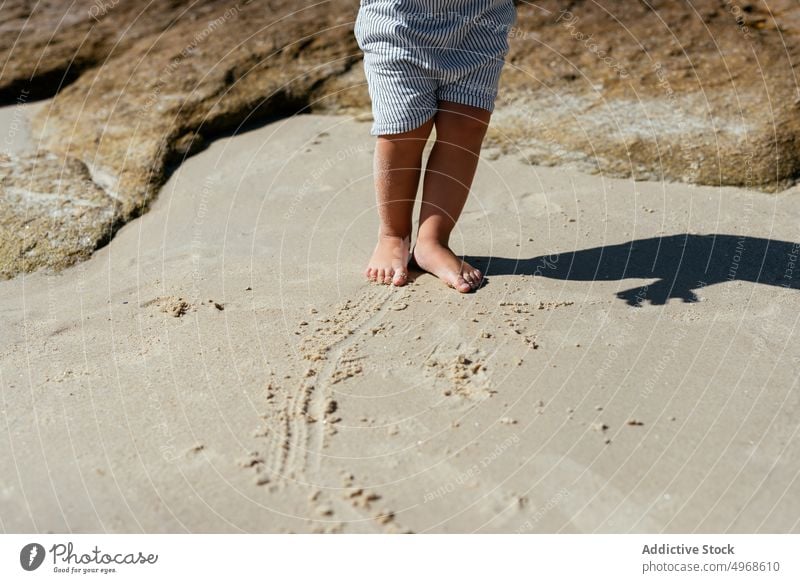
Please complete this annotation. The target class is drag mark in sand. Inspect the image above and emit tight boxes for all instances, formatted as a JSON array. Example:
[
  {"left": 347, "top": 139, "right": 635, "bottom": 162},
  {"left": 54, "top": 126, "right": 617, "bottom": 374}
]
[
  {"left": 300, "top": 288, "right": 404, "bottom": 477},
  {"left": 249, "top": 287, "right": 396, "bottom": 477},
  {"left": 249, "top": 382, "right": 293, "bottom": 481},
  {"left": 246, "top": 286, "right": 414, "bottom": 531}
]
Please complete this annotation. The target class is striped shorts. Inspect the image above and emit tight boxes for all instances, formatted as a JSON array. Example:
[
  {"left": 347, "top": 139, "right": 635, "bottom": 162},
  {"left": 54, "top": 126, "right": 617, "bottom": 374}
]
[{"left": 354, "top": 0, "right": 517, "bottom": 136}]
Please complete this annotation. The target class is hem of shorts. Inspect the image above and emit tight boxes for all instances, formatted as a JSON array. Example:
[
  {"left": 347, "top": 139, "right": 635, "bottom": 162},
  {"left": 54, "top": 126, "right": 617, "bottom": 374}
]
[
  {"left": 436, "top": 90, "right": 497, "bottom": 113},
  {"left": 370, "top": 109, "right": 437, "bottom": 136}
]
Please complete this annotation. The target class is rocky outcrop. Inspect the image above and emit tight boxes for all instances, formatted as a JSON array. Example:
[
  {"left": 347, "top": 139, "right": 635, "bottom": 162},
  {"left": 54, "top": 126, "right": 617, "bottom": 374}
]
[
  {"left": 0, "top": 0, "right": 216, "bottom": 103},
  {"left": 33, "top": 0, "right": 362, "bottom": 215},
  {"left": 0, "top": 0, "right": 798, "bottom": 278},
  {"left": 0, "top": 152, "right": 119, "bottom": 278},
  {"left": 1, "top": 0, "right": 365, "bottom": 277},
  {"left": 491, "top": 0, "right": 800, "bottom": 191}
]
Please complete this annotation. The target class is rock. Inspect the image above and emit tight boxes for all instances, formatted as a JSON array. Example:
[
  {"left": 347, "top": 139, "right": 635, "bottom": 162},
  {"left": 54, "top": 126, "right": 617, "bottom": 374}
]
[
  {"left": 0, "top": 0, "right": 200, "bottom": 102},
  {"left": 1, "top": 1, "right": 365, "bottom": 279},
  {"left": 0, "top": 151, "right": 119, "bottom": 278},
  {"left": 490, "top": 0, "right": 800, "bottom": 192},
  {"left": 31, "top": 0, "right": 363, "bottom": 223}
]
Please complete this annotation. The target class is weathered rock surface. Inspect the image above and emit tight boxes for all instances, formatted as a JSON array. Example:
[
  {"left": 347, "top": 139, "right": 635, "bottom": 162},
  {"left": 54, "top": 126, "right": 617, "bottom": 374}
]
[
  {"left": 33, "top": 0, "right": 362, "bottom": 217},
  {"left": 1, "top": 0, "right": 364, "bottom": 277},
  {"left": 0, "top": 151, "right": 119, "bottom": 278},
  {"left": 0, "top": 0, "right": 240, "bottom": 102},
  {"left": 491, "top": 0, "right": 800, "bottom": 191},
  {"left": 0, "top": 0, "right": 798, "bottom": 278}
]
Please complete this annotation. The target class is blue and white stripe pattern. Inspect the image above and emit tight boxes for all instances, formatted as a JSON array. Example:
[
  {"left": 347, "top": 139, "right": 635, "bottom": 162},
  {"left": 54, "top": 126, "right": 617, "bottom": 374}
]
[{"left": 354, "top": 0, "right": 517, "bottom": 136}]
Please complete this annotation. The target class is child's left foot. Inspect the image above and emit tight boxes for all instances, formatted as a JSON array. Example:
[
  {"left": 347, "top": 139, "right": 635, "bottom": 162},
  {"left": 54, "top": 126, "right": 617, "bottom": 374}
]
[{"left": 412, "top": 239, "right": 483, "bottom": 293}]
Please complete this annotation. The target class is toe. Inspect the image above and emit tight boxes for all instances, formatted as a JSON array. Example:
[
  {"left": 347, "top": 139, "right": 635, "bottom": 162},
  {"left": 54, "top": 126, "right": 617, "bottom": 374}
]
[
  {"left": 384, "top": 269, "right": 394, "bottom": 285},
  {"left": 471, "top": 270, "right": 482, "bottom": 288},
  {"left": 366, "top": 268, "right": 375, "bottom": 282},
  {"left": 376, "top": 268, "right": 385, "bottom": 284},
  {"left": 453, "top": 275, "right": 472, "bottom": 293},
  {"left": 392, "top": 269, "right": 408, "bottom": 286}
]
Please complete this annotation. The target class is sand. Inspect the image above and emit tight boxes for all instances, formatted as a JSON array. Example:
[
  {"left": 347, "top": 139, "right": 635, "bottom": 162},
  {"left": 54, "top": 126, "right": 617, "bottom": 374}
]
[{"left": 1, "top": 103, "right": 799, "bottom": 533}]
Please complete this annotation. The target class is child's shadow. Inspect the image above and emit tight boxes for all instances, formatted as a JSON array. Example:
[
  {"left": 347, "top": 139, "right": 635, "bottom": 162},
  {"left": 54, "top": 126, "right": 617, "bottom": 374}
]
[{"left": 466, "top": 234, "right": 800, "bottom": 306}]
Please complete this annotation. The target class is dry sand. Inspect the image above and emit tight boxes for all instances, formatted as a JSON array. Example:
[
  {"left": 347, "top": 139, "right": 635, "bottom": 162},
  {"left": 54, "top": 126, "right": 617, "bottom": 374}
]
[{"left": 1, "top": 103, "right": 799, "bottom": 533}]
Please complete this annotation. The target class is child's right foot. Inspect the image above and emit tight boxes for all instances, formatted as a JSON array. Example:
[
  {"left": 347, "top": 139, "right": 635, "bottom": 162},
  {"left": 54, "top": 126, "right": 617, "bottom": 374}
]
[
  {"left": 364, "top": 234, "right": 410, "bottom": 286},
  {"left": 412, "top": 238, "right": 483, "bottom": 293}
]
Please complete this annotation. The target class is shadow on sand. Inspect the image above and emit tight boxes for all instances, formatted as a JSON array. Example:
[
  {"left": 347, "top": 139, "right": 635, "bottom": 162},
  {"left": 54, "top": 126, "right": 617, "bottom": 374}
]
[{"left": 466, "top": 234, "right": 800, "bottom": 306}]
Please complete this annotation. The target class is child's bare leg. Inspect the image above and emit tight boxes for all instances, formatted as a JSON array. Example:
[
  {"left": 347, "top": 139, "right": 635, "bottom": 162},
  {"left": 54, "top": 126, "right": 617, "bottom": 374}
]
[
  {"left": 413, "top": 101, "right": 489, "bottom": 292},
  {"left": 365, "top": 118, "right": 435, "bottom": 285}
]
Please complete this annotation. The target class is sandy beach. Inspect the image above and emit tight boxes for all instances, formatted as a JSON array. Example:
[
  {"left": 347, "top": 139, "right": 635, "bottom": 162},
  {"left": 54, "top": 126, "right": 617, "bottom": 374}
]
[{"left": 2, "top": 100, "right": 798, "bottom": 533}]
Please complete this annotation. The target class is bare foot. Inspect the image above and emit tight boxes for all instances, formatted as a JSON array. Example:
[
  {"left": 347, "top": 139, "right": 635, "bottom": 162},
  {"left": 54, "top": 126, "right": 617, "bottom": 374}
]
[
  {"left": 364, "top": 234, "right": 411, "bottom": 286},
  {"left": 412, "top": 239, "right": 482, "bottom": 293}
]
